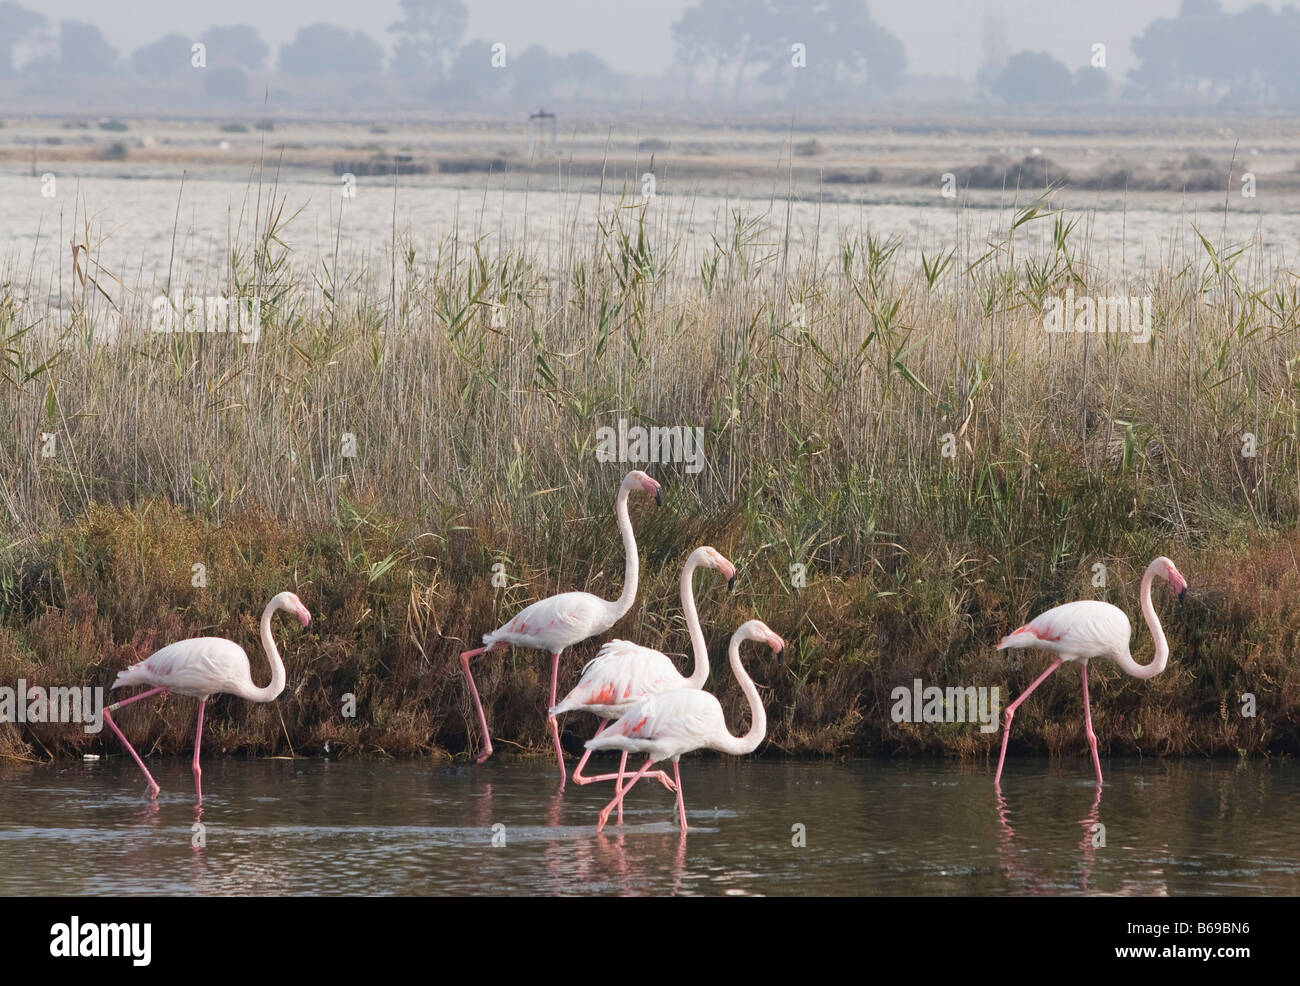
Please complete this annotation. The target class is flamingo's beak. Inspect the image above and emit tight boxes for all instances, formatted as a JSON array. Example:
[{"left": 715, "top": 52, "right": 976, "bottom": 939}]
[
  {"left": 718, "top": 559, "right": 737, "bottom": 589},
  {"left": 654, "top": 486, "right": 663, "bottom": 507},
  {"left": 298, "top": 607, "right": 312, "bottom": 627},
  {"left": 1171, "top": 569, "right": 1188, "bottom": 601}
]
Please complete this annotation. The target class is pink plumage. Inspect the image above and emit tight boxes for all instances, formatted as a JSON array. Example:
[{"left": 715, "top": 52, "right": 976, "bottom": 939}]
[
  {"left": 114, "top": 637, "right": 278, "bottom": 701},
  {"left": 482, "top": 592, "right": 618, "bottom": 656},
  {"left": 458, "top": 470, "right": 662, "bottom": 788},
  {"left": 550, "top": 546, "right": 735, "bottom": 720},
  {"left": 996, "top": 600, "right": 1132, "bottom": 664},
  {"left": 551, "top": 639, "right": 681, "bottom": 719},
  {"left": 994, "top": 557, "right": 1188, "bottom": 785},
  {"left": 104, "top": 591, "right": 310, "bottom": 801},
  {"left": 583, "top": 619, "right": 783, "bottom": 832},
  {"left": 547, "top": 545, "right": 736, "bottom": 813},
  {"left": 588, "top": 687, "right": 732, "bottom": 763}
]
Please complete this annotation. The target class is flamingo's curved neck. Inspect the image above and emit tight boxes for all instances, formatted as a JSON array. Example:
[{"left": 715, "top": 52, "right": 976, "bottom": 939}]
[
  {"left": 610, "top": 487, "right": 639, "bottom": 620},
  {"left": 246, "top": 600, "right": 289, "bottom": 702},
  {"left": 680, "top": 555, "right": 709, "bottom": 689},
  {"left": 712, "top": 635, "right": 767, "bottom": 756},
  {"left": 1115, "top": 564, "right": 1169, "bottom": 680}
]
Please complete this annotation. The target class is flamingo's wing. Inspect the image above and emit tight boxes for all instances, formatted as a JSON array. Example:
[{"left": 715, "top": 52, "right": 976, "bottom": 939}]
[
  {"left": 114, "top": 637, "right": 250, "bottom": 695},
  {"left": 486, "top": 591, "right": 612, "bottom": 650},
  {"left": 1001, "top": 601, "right": 1131, "bottom": 658},
  {"left": 606, "top": 689, "right": 724, "bottom": 745},
  {"left": 568, "top": 640, "right": 681, "bottom": 705},
  {"left": 583, "top": 638, "right": 664, "bottom": 674}
]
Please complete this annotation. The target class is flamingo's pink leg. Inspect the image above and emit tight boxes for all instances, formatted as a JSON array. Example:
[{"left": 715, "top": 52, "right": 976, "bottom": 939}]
[
  {"left": 596, "top": 757, "right": 657, "bottom": 832},
  {"left": 105, "top": 685, "right": 167, "bottom": 713},
  {"left": 459, "top": 644, "right": 499, "bottom": 764},
  {"left": 995, "top": 657, "right": 1064, "bottom": 784},
  {"left": 617, "top": 750, "right": 628, "bottom": 825},
  {"left": 673, "top": 761, "right": 687, "bottom": 831},
  {"left": 192, "top": 698, "right": 205, "bottom": 802},
  {"left": 573, "top": 767, "right": 676, "bottom": 790},
  {"left": 548, "top": 652, "right": 566, "bottom": 791},
  {"left": 572, "top": 717, "right": 672, "bottom": 792},
  {"left": 1080, "top": 663, "right": 1103, "bottom": 785},
  {"left": 101, "top": 690, "right": 166, "bottom": 799},
  {"left": 570, "top": 720, "right": 607, "bottom": 784}
]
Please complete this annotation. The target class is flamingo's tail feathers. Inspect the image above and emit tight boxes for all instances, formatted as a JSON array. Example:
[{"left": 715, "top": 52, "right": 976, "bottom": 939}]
[
  {"left": 548, "top": 697, "right": 575, "bottom": 719},
  {"left": 997, "top": 631, "right": 1038, "bottom": 651},
  {"left": 111, "top": 664, "right": 150, "bottom": 690}
]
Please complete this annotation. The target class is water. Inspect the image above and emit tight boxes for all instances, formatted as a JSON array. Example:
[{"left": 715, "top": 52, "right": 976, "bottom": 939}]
[
  {"left": 4, "top": 169, "right": 1298, "bottom": 307},
  {"left": 1, "top": 757, "right": 1296, "bottom": 896}
]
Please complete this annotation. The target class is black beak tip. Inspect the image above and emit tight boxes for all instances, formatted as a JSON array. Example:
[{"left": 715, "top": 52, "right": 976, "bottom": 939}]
[
  {"left": 727, "top": 575, "right": 736, "bottom": 590},
  {"left": 654, "top": 489, "right": 663, "bottom": 507},
  {"left": 775, "top": 646, "right": 784, "bottom": 661},
  {"left": 1178, "top": 587, "right": 1187, "bottom": 601}
]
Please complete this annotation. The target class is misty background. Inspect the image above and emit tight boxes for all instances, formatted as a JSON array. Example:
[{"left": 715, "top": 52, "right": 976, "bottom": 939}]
[{"left": 3, "top": 0, "right": 1300, "bottom": 114}]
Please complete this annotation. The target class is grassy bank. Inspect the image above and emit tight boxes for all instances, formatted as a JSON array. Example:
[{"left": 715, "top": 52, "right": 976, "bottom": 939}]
[
  {"left": 1, "top": 179, "right": 1298, "bottom": 763},
  {"left": 0, "top": 500, "right": 1294, "bottom": 763}
]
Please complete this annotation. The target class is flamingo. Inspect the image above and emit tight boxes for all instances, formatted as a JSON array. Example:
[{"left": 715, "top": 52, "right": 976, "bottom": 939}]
[
  {"left": 994, "top": 556, "right": 1188, "bottom": 785},
  {"left": 550, "top": 545, "right": 737, "bottom": 817},
  {"left": 584, "top": 619, "right": 783, "bottom": 832},
  {"left": 103, "top": 591, "right": 311, "bottom": 801},
  {"left": 459, "top": 469, "right": 662, "bottom": 789}
]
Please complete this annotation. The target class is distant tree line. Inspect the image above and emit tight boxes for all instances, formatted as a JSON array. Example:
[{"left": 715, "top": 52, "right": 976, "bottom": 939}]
[
  {"left": 4, "top": 0, "right": 1300, "bottom": 106},
  {"left": 982, "top": 0, "right": 1300, "bottom": 105},
  {"left": 1127, "top": 0, "right": 1300, "bottom": 103},
  {"left": 0, "top": 0, "right": 621, "bottom": 102},
  {"left": 671, "top": 0, "right": 906, "bottom": 100}
]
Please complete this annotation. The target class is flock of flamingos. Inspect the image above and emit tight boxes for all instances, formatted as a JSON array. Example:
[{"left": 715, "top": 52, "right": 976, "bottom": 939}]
[{"left": 102, "top": 468, "right": 1188, "bottom": 831}]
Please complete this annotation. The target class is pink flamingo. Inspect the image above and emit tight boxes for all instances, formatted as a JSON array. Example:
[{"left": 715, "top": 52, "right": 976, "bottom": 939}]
[
  {"left": 459, "top": 469, "right": 662, "bottom": 789},
  {"left": 994, "top": 556, "right": 1187, "bottom": 785},
  {"left": 585, "top": 619, "right": 783, "bottom": 832},
  {"left": 550, "top": 545, "right": 737, "bottom": 817},
  {"left": 103, "top": 591, "right": 311, "bottom": 801}
]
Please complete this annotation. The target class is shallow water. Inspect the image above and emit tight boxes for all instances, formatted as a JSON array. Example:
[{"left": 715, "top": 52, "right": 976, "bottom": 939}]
[
  {"left": 4, "top": 167, "right": 1297, "bottom": 307},
  {"left": 1, "top": 757, "right": 1296, "bottom": 896}
]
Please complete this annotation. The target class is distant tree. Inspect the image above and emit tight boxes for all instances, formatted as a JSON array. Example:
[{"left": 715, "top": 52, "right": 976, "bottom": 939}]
[
  {"left": 389, "top": 0, "right": 467, "bottom": 78},
  {"left": 816, "top": 0, "right": 905, "bottom": 96},
  {"left": 1128, "top": 0, "right": 1226, "bottom": 99},
  {"left": 675, "top": 0, "right": 903, "bottom": 102},
  {"left": 0, "top": 2, "right": 46, "bottom": 78},
  {"left": 669, "top": 3, "right": 711, "bottom": 98},
  {"left": 441, "top": 39, "right": 507, "bottom": 99},
  {"left": 1125, "top": 0, "right": 1300, "bottom": 104},
  {"left": 756, "top": 0, "right": 905, "bottom": 99},
  {"left": 58, "top": 21, "right": 118, "bottom": 75},
  {"left": 202, "top": 25, "right": 268, "bottom": 71},
  {"left": 671, "top": 0, "right": 758, "bottom": 101},
  {"left": 1259, "top": 5, "right": 1300, "bottom": 103},
  {"left": 991, "top": 51, "right": 1075, "bottom": 103},
  {"left": 565, "top": 50, "right": 620, "bottom": 98},
  {"left": 510, "top": 44, "right": 565, "bottom": 101},
  {"left": 131, "top": 34, "right": 191, "bottom": 79},
  {"left": 278, "top": 24, "right": 383, "bottom": 76}
]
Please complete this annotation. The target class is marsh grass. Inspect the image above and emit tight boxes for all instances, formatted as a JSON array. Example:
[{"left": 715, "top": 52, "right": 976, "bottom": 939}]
[{"left": 1, "top": 167, "right": 1298, "bottom": 762}]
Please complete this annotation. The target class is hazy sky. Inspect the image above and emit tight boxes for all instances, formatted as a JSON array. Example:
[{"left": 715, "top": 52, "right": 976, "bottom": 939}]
[{"left": 25, "top": 0, "right": 1295, "bottom": 79}]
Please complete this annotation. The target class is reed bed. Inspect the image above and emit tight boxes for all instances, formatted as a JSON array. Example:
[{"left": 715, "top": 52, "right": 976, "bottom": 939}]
[{"left": 1, "top": 170, "right": 1297, "bottom": 763}]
